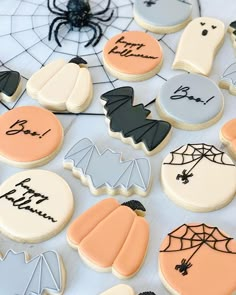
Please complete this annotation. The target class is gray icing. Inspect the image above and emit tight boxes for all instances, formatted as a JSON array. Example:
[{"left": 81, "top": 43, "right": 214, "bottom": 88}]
[
  {"left": 64, "top": 138, "right": 151, "bottom": 193},
  {"left": 0, "top": 250, "right": 62, "bottom": 295},
  {"left": 220, "top": 62, "right": 236, "bottom": 87},
  {"left": 158, "top": 73, "right": 223, "bottom": 125},
  {"left": 134, "top": 0, "right": 192, "bottom": 27}
]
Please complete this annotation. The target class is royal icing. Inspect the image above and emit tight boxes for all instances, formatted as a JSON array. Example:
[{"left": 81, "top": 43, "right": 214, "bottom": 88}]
[
  {"left": 220, "top": 119, "right": 236, "bottom": 159},
  {"left": 173, "top": 17, "right": 225, "bottom": 76},
  {"left": 0, "top": 106, "right": 63, "bottom": 167},
  {"left": 161, "top": 143, "right": 236, "bottom": 212},
  {"left": 101, "top": 87, "right": 172, "bottom": 155},
  {"left": 0, "top": 170, "right": 74, "bottom": 242},
  {"left": 0, "top": 250, "right": 64, "bottom": 295},
  {"left": 219, "top": 62, "right": 236, "bottom": 95},
  {"left": 103, "top": 31, "right": 163, "bottom": 81},
  {"left": 228, "top": 20, "right": 236, "bottom": 49},
  {"left": 159, "top": 223, "right": 236, "bottom": 295},
  {"left": 134, "top": 0, "right": 192, "bottom": 33},
  {"left": 157, "top": 73, "right": 224, "bottom": 130},
  {"left": 67, "top": 198, "right": 149, "bottom": 279},
  {"left": 0, "top": 70, "right": 22, "bottom": 102},
  {"left": 64, "top": 138, "right": 151, "bottom": 196},
  {"left": 101, "top": 284, "right": 156, "bottom": 295},
  {"left": 27, "top": 57, "right": 93, "bottom": 113}
]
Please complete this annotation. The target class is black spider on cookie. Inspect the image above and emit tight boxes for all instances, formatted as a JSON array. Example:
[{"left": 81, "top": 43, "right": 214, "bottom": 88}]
[{"left": 47, "top": 0, "right": 114, "bottom": 47}]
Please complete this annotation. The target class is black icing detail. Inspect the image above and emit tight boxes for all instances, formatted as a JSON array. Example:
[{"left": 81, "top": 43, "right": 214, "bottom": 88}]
[
  {"left": 122, "top": 200, "right": 146, "bottom": 212},
  {"left": 163, "top": 143, "right": 235, "bottom": 185},
  {"left": 139, "top": 293, "right": 156, "bottom": 295},
  {"left": 230, "top": 20, "right": 236, "bottom": 30},
  {"left": 202, "top": 29, "right": 208, "bottom": 36},
  {"left": 143, "top": 0, "right": 158, "bottom": 7},
  {"left": 101, "top": 87, "right": 171, "bottom": 152},
  {"left": 48, "top": 0, "right": 114, "bottom": 47},
  {"left": 212, "top": 25, "right": 217, "bottom": 29},
  {"left": 200, "top": 22, "right": 205, "bottom": 26},
  {"left": 0, "top": 71, "right": 21, "bottom": 97},
  {"left": 160, "top": 224, "right": 236, "bottom": 276},
  {"left": 69, "top": 56, "right": 87, "bottom": 65}
]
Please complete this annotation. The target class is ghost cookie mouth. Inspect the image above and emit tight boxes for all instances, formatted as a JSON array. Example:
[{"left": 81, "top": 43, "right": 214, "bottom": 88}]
[{"left": 202, "top": 29, "right": 208, "bottom": 36}]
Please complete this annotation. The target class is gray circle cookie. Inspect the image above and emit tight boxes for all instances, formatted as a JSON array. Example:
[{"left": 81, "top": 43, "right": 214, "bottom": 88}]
[{"left": 157, "top": 73, "right": 224, "bottom": 130}]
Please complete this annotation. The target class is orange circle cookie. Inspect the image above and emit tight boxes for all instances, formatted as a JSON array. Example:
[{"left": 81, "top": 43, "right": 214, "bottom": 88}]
[
  {"left": 0, "top": 106, "right": 63, "bottom": 168},
  {"left": 103, "top": 31, "right": 163, "bottom": 81}
]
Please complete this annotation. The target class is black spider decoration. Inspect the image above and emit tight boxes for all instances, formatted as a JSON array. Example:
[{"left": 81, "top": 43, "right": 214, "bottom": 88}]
[
  {"left": 176, "top": 169, "right": 193, "bottom": 184},
  {"left": 47, "top": 0, "right": 114, "bottom": 47},
  {"left": 175, "top": 258, "right": 192, "bottom": 276},
  {"left": 144, "top": 0, "right": 158, "bottom": 7}
]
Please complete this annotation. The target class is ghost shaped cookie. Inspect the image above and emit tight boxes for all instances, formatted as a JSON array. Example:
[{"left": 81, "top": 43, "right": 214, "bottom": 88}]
[
  {"left": 134, "top": 0, "right": 192, "bottom": 34},
  {"left": 159, "top": 223, "right": 236, "bottom": 295},
  {"left": 100, "top": 284, "right": 156, "bottom": 295},
  {"left": 27, "top": 57, "right": 93, "bottom": 113},
  {"left": 220, "top": 118, "right": 236, "bottom": 159},
  {"left": 173, "top": 17, "right": 225, "bottom": 76},
  {"left": 67, "top": 198, "right": 149, "bottom": 279}
]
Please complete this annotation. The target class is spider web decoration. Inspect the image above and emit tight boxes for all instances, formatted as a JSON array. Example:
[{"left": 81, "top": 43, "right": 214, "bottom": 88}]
[
  {"left": 160, "top": 223, "right": 236, "bottom": 276},
  {"left": 163, "top": 143, "right": 235, "bottom": 184},
  {"left": 0, "top": 0, "right": 201, "bottom": 114}
]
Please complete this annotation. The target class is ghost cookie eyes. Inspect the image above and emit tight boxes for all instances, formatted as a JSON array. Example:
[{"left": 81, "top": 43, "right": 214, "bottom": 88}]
[
  {"left": 159, "top": 223, "right": 236, "bottom": 295},
  {"left": 173, "top": 17, "right": 225, "bottom": 76},
  {"left": 26, "top": 57, "right": 93, "bottom": 113},
  {"left": 0, "top": 70, "right": 22, "bottom": 102}
]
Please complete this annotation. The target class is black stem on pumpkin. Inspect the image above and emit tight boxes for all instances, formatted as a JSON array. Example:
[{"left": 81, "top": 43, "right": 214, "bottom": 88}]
[
  {"left": 69, "top": 56, "right": 87, "bottom": 66},
  {"left": 139, "top": 292, "right": 156, "bottom": 295},
  {"left": 121, "top": 200, "right": 146, "bottom": 213}
]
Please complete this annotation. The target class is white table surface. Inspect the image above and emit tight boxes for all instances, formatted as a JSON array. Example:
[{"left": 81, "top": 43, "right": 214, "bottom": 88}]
[{"left": 0, "top": 0, "right": 236, "bottom": 294}]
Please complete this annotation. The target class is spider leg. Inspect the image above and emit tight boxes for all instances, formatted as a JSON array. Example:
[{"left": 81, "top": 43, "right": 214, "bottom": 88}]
[
  {"left": 53, "top": 0, "right": 67, "bottom": 13},
  {"left": 92, "top": 10, "right": 114, "bottom": 22},
  {"left": 85, "top": 24, "right": 98, "bottom": 47},
  {"left": 89, "top": 21, "right": 103, "bottom": 46},
  {"left": 93, "top": 0, "right": 113, "bottom": 16},
  {"left": 48, "top": 16, "right": 67, "bottom": 41},
  {"left": 47, "top": 0, "right": 65, "bottom": 16},
  {"left": 54, "top": 20, "right": 69, "bottom": 47}
]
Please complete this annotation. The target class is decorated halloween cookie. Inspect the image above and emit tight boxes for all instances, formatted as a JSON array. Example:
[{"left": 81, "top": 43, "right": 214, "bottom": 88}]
[
  {"left": 157, "top": 73, "right": 224, "bottom": 130},
  {"left": 228, "top": 20, "right": 236, "bottom": 49},
  {"left": 159, "top": 223, "right": 236, "bottom": 295},
  {"left": 27, "top": 57, "right": 93, "bottom": 113},
  {"left": 103, "top": 31, "right": 163, "bottom": 81},
  {"left": 0, "top": 250, "right": 65, "bottom": 295},
  {"left": 67, "top": 198, "right": 149, "bottom": 279},
  {"left": 0, "top": 106, "right": 63, "bottom": 168},
  {"left": 134, "top": 0, "right": 192, "bottom": 34},
  {"left": 173, "top": 17, "right": 225, "bottom": 76},
  {"left": 220, "top": 119, "right": 236, "bottom": 159},
  {"left": 219, "top": 62, "right": 236, "bottom": 95},
  {"left": 101, "top": 284, "right": 156, "bottom": 295},
  {"left": 64, "top": 138, "right": 151, "bottom": 196},
  {"left": 0, "top": 70, "right": 22, "bottom": 102},
  {"left": 0, "top": 170, "right": 74, "bottom": 242},
  {"left": 161, "top": 143, "right": 236, "bottom": 212},
  {"left": 101, "top": 87, "right": 172, "bottom": 155}
]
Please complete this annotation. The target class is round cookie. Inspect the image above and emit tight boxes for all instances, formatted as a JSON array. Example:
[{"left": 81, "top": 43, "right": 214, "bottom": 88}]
[
  {"left": 134, "top": 0, "right": 192, "bottom": 34},
  {"left": 159, "top": 223, "right": 236, "bottom": 295},
  {"left": 161, "top": 143, "right": 236, "bottom": 212},
  {"left": 0, "top": 106, "right": 63, "bottom": 168},
  {"left": 156, "top": 73, "right": 224, "bottom": 130},
  {"left": 103, "top": 31, "right": 163, "bottom": 81},
  {"left": 220, "top": 118, "right": 236, "bottom": 159},
  {"left": 0, "top": 170, "right": 74, "bottom": 243}
]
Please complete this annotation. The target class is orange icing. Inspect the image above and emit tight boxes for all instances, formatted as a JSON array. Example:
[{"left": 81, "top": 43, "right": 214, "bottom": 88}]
[
  {"left": 159, "top": 224, "right": 236, "bottom": 295},
  {"left": 221, "top": 118, "right": 236, "bottom": 151},
  {"left": 103, "top": 31, "right": 163, "bottom": 75},
  {"left": 67, "top": 198, "right": 149, "bottom": 276},
  {"left": 0, "top": 106, "right": 63, "bottom": 162}
]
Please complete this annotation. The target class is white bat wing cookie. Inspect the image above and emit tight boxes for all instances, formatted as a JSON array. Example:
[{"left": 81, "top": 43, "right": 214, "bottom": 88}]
[
  {"left": 27, "top": 57, "right": 93, "bottom": 113},
  {"left": 63, "top": 138, "right": 151, "bottom": 196}
]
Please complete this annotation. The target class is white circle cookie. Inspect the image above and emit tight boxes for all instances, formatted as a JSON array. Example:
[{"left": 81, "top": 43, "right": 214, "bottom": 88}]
[
  {"left": 0, "top": 170, "right": 74, "bottom": 243},
  {"left": 161, "top": 143, "right": 236, "bottom": 212},
  {"left": 157, "top": 74, "right": 224, "bottom": 130}
]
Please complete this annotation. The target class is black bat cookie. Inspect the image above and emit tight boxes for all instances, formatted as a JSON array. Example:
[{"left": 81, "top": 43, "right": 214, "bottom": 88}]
[
  {"left": 0, "top": 70, "right": 21, "bottom": 102},
  {"left": 101, "top": 87, "right": 171, "bottom": 155}
]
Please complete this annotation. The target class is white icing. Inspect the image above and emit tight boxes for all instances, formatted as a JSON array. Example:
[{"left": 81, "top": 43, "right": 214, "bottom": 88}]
[
  {"left": 161, "top": 144, "right": 236, "bottom": 212},
  {"left": 158, "top": 73, "right": 224, "bottom": 127},
  {"left": 173, "top": 17, "right": 225, "bottom": 76},
  {"left": 101, "top": 284, "right": 135, "bottom": 295},
  {"left": 0, "top": 170, "right": 74, "bottom": 242}
]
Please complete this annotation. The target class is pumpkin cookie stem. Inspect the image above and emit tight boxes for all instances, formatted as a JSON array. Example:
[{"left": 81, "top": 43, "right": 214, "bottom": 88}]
[
  {"left": 69, "top": 56, "right": 88, "bottom": 67},
  {"left": 122, "top": 200, "right": 146, "bottom": 216},
  {"left": 139, "top": 292, "right": 156, "bottom": 295}
]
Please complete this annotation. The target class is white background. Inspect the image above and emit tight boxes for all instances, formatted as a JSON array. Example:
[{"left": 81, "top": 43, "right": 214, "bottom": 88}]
[{"left": 0, "top": 0, "right": 236, "bottom": 294}]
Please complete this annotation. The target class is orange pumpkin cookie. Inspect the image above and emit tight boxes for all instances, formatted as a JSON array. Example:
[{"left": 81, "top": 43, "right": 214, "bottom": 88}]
[
  {"left": 103, "top": 31, "right": 163, "bottom": 81},
  {"left": 159, "top": 223, "right": 236, "bottom": 295},
  {"left": 67, "top": 198, "right": 149, "bottom": 279},
  {"left": 220, "top": 118, "right": 236, "bottom": 159}
]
